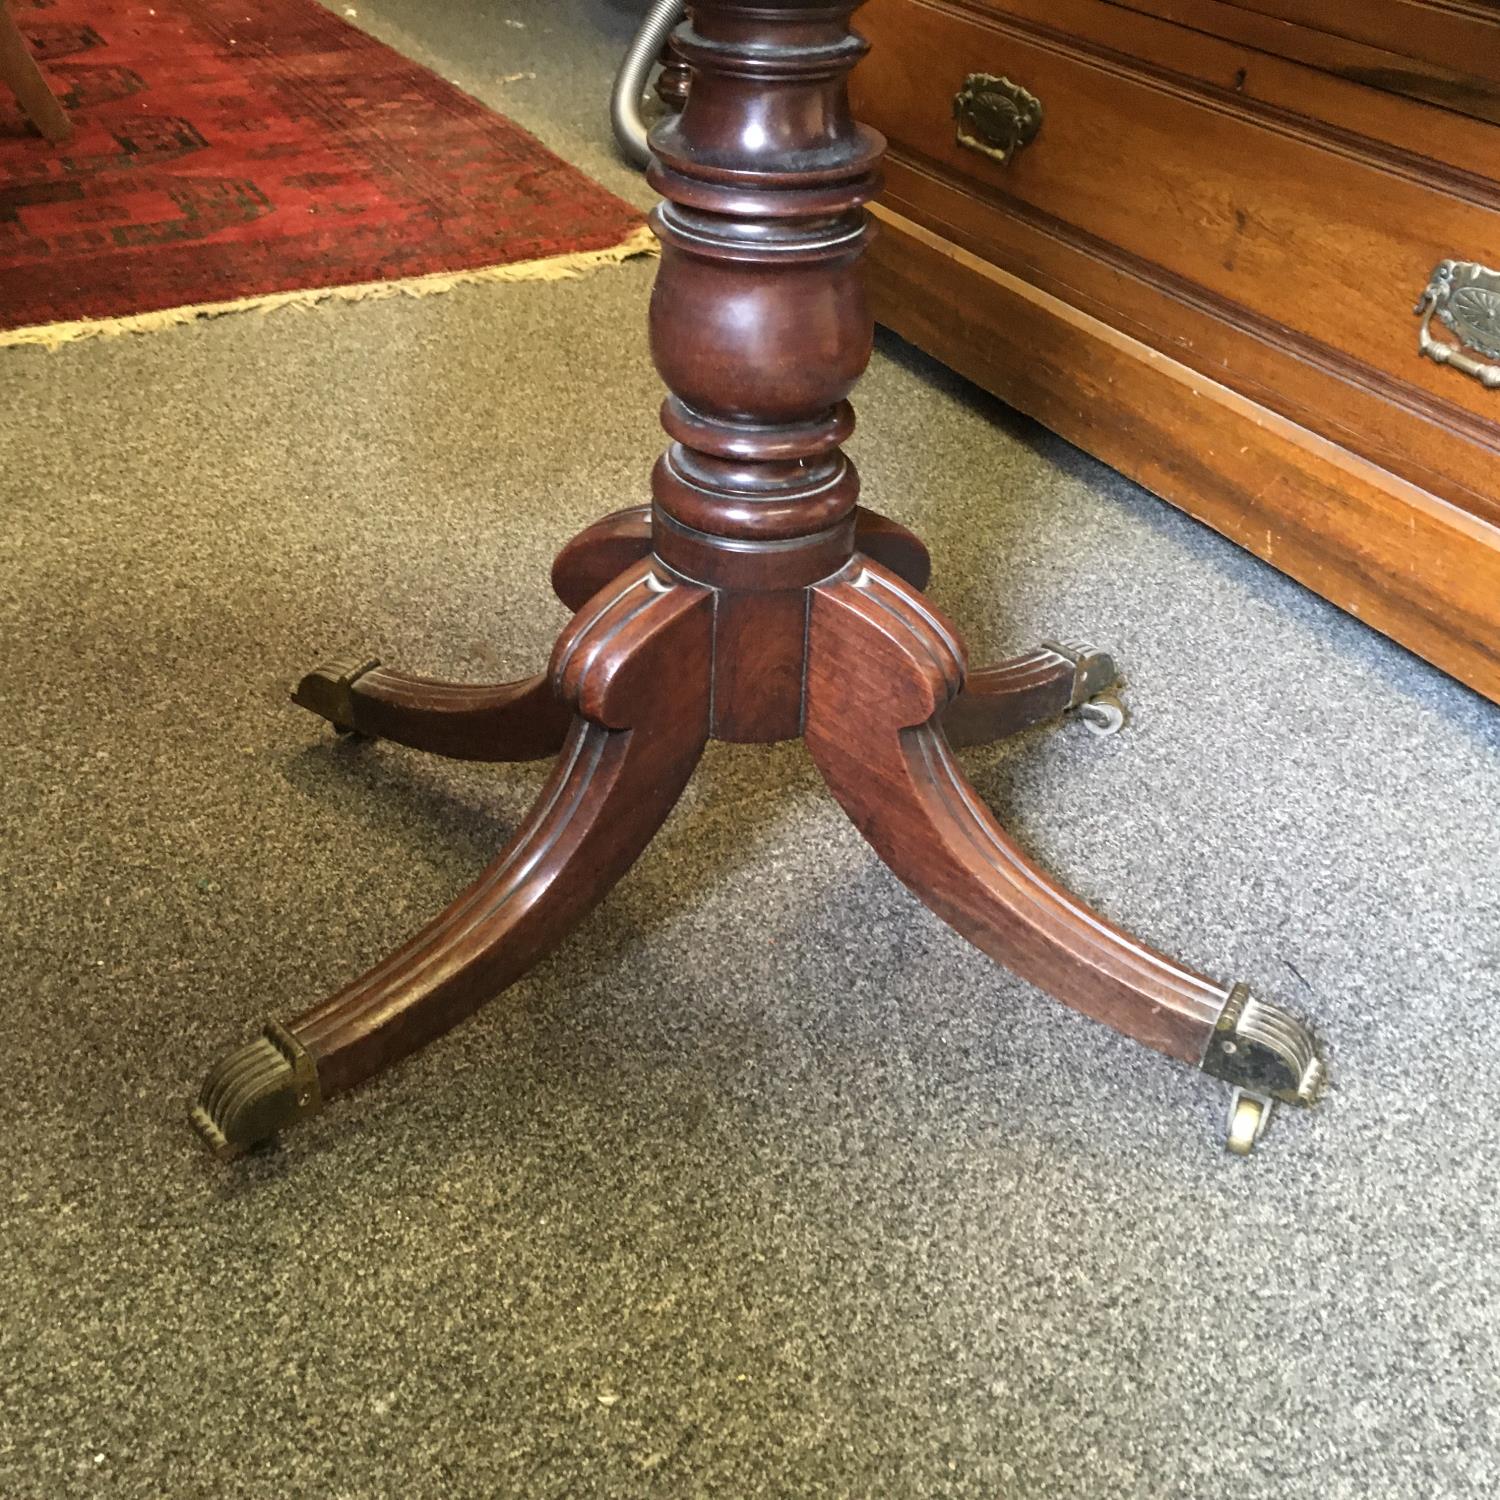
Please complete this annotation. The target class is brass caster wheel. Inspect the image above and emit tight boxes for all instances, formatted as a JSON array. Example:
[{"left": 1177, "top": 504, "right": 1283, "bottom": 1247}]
[
  {"left": 1225, "top": 1087, "right": 1272, "bottom": 1156},
  {"left": 1079, "top": 690, "right": 1127, "bottom": 738},
  {"left": 1202, "top": 984, "right": 1325, "bottom": 1155}
]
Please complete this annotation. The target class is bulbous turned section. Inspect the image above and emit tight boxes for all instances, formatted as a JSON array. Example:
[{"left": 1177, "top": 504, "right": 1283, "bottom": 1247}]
[
  {"left": 647, "top": 202, "right": 875, "bottom": 427},
  {"left": 643, "top": 0, "right": 886, "bottom": 557},
  {"left": 191, "top": 1021, "right": 322, "bottom": 1159}
]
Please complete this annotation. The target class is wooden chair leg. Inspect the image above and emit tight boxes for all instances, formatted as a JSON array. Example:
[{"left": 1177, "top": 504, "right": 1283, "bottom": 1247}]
[
  {"left": 0, "top": 2, "right": 72, "bottom": 144},
  {"left": 941, "top": 642, "right": 1120, "bottom": 749},
  {"left": 193, "top": 565, "right": 713, "bottom": 1157},
  {"left": 804, "top": 560, "right": 1324, "bottom": 1127}
]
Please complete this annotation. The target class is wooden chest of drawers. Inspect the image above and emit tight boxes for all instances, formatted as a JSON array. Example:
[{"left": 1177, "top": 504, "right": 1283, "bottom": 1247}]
[{"left": 851, "top": 0, "right": 1500, "bottom": 702}]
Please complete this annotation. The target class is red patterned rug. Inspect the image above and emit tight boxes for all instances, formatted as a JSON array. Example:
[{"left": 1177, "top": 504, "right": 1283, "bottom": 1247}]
[{"left": 0, "top": 0, "right": 652, "bottom": 345}]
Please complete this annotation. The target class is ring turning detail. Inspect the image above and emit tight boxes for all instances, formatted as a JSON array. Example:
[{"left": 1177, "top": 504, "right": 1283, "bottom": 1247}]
[{"left": 191, "top": 0, "right": 1326, "bottom": 1163}]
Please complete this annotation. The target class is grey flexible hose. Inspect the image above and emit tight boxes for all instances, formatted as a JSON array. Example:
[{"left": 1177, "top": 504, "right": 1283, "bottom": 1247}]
[{"left": 610, "top": 0, "right": 686, "bottom": 168}]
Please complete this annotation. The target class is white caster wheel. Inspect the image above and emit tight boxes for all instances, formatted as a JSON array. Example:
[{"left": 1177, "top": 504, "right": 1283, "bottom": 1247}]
[
  {"left": 1224, "top": 1087, "right": 1273, "bottom": 1156},
  {"left": 1079, "top": 690, "right": 1127, "bottom": 737}
]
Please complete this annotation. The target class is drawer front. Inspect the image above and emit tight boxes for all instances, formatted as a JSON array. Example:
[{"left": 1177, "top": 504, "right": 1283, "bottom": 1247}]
[
  {"left": 1221, "top": 0, "right": 1500, "bottom": 85},
  {"left": 864, "top": 205, "right": 1500, "bottom": 705},
  {"left": 850, "top": 0, "right": 1500, "bottom": 444}
]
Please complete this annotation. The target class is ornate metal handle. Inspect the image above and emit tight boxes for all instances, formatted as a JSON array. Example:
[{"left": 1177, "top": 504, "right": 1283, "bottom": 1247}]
[
  {"left": 1414, "top": 259, "right": 1500, "bottom": 390},
  {"left": 952, "top": 73, "right": 1042, "bottom": 166}
]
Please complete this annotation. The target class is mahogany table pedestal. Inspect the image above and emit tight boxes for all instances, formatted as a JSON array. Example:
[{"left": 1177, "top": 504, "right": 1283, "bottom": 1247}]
[{"left": 192, "top": 0, "right": 1326, "bottom": 1161}]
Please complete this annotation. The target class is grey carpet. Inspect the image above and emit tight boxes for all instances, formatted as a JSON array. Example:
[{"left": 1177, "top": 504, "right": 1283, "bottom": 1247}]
[{"left": 3, "top": 2, "right": 1499, "bottom": 1495}]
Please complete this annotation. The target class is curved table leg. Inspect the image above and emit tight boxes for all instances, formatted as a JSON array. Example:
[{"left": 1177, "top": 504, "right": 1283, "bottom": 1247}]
[
  {"left": 942, "top": 643, "right": 1119, "bottom": 749},
  {"left": 292, "top": 659, "right": 572, "bottom": 762},
  {"left": 804, "top": 561, "right": 1324, "bottom": 1143},
  {"left": 549, "top": 504, "right": 932, "bottom": 611},
  {"left": 194, "top": 565, "right": 713, "bottom": 1157},
  {"left": 854, "top": 509, "right": 931, "bottom": 592},
  {"left": 551, "top": 506, "right": 654, "bottom": 611}
]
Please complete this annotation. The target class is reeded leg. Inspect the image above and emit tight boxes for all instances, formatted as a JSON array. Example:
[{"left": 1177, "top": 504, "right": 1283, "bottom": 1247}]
[
  {"left": 942, "top": 642, "right": 1120, "bottom": 749},
  {"left": 550, "top": 505, "right": 932, "bottom": 611},
  {"left": 194, "top": 565, "right": 713, "bottom": 1157},
  {"left": 804, "top": 561, "right": 1324, "bottom": 1147},
  {"left": 292, "top": 659, "right": 571, "bottom": 762}
]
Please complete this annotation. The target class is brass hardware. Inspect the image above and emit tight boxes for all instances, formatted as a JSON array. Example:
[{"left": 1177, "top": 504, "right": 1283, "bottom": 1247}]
[
  {"left": 1038, "top": 639, "right": 1128, "bottom": 732},
  {"left": 1415, "top": 259, "right": 1500, "bottom": 389},
  {"left": 1201, "top": 983, "right": 1326, "bottom": 1155},
  {"left": 1202, "top": 984, "right": 1325, "bottom": 1105},
  {"left": 953, "top": 73, "right": 1042, "bottom": 166},
  {"left": 1038, "top": 639, "right": 1120, "bottom": 710},
  {"left": 290, "top": 655, "right": 382, "bottom": 733},
  {"left": 191, "top": 1021, "right": 323, "bottom": 1158}
]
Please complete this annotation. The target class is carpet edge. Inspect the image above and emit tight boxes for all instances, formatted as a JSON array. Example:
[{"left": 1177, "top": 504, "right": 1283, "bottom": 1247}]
[{"left": 3, "top": 223, "right": 659, "bottom": 351}]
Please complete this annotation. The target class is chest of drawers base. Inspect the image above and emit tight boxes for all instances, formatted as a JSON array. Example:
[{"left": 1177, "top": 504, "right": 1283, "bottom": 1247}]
[{"left": 854, "top": 0, "right": 1500, "bottom": 704}]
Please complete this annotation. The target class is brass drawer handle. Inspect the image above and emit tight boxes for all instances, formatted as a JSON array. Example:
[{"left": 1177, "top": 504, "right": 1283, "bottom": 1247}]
[
  {"left": 953, "top": 73, "right": 1042, "bottom": 166},
  {"left": 1415, "top": 259, "right": 1500, "bottom": 390}
]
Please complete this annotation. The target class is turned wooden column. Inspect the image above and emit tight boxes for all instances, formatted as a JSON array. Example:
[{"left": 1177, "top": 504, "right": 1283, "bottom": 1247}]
[
  {"left": 654, "top": 35, "right": 691, "bottom": 112},
  {"left": 645, "top": 1, "right": 885, "bottom": 741}
]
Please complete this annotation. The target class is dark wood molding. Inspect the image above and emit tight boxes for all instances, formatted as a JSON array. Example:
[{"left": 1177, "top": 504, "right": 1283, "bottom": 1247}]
[
  {"left": 806, "top": 561, "right": 1229, "bottom": 1065},
  {"left": 552, "top": 503, "right": 933, "bottom": 612}
]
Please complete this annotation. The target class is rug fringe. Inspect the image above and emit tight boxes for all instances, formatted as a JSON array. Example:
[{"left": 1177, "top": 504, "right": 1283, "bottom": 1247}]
[{"left": 3, "top": 223, "right": 659, "bottom": 351}]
